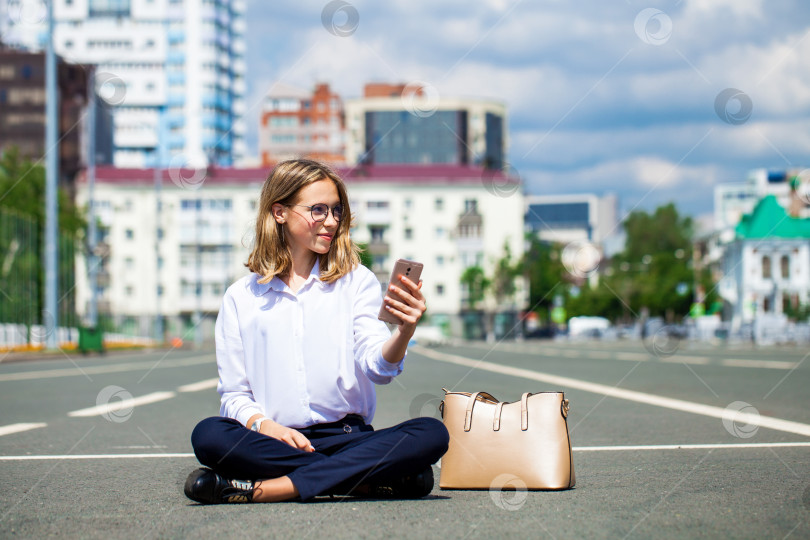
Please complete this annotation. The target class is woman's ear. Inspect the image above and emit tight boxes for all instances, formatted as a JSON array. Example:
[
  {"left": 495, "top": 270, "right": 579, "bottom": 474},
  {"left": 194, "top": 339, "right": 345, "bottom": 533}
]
[{"left": 271, "top": 203, "right": 286, "bottom": 224}]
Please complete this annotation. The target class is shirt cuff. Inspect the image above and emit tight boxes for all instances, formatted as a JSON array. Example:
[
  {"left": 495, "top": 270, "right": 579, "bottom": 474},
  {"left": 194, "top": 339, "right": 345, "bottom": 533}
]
[
  {"left": 376, "top": 348, "right": 405, "bottom": 377},
  {"left": 235, "top": 406, "right": 265, "bottom": 428}
]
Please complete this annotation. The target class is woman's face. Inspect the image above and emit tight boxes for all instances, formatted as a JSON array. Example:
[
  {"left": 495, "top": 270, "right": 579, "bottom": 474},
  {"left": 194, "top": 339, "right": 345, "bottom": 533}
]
[{"left": 279, "top": 179, "right": 340, "bottom": 260}]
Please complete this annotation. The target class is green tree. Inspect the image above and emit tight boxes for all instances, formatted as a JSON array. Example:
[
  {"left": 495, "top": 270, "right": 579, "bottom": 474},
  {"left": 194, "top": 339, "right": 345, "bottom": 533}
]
[
  {"left": 0, "top": 147, "right": 85, "bottom": 328},
  {"left": 521, "top": 236, "right": 566, "bottom": 321},
  {"left": 603, "top": 203, "right": 695, "bottom": 320},
  {"left": 566, "top": 284, "right": 625, "bottom": 321},
  {"left": 491, "top": 240, "right": 521, "bottom": 307},
  {"left": 0, "top": 147, "right": 84, "bottom": 236},
  {"left": 459, "top": 265, "right": 490, "bottom": 309},
  {"left": 355, "top": 241, "right": 373, "bottom": 270},
  {"left": 521, "top": 203, "right": 704, "bottom": 324}
]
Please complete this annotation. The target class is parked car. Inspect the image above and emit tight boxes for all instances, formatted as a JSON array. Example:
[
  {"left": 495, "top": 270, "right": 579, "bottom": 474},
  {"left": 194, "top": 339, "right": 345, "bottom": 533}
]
[
  {"left": 568, "top": 316, "right": 610, "bottom": 338},
  {"left": 410, "top": 325, "right": 450, "bottom": 346},
  {"left": 524, "top": 326, "right": 558, "bottom": 339}
]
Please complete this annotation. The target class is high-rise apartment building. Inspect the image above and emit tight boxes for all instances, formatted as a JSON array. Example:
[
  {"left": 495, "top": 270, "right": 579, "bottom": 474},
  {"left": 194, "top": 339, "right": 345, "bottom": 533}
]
[
  {"left": 0, "top": 47, "right": 113, "bottom": 182},
  {"left": 344, "top": 83, "right": 506, "bottom": 169},
  {"left": 1, "top": 0, "right": 247, "bottom": 168},
  {"left": 258, "top": 82, "right": 345, "bottom": 167}
]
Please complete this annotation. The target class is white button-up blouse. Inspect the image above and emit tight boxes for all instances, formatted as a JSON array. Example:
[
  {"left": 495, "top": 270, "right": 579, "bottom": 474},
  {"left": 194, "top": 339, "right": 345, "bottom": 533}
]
[{"left": 215, "top": 260, "right": 404, "bottom": 429}]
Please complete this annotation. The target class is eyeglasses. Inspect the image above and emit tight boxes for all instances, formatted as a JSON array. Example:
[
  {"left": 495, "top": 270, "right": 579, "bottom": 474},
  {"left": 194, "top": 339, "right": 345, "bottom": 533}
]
[{"left": 289, "top": 203, "right": 343, "bottom": 222}]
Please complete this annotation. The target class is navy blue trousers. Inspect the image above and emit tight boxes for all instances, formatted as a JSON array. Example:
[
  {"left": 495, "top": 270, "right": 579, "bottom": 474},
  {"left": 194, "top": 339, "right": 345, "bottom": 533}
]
[{"left": 190, "top": 415, "right": 449, "bottom": 501}]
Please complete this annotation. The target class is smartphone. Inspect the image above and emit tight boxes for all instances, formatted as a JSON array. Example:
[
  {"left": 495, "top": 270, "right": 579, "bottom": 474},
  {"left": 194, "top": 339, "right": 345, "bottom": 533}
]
[{"left": 378, "top": 258, "right": 424, "bottom": 325}]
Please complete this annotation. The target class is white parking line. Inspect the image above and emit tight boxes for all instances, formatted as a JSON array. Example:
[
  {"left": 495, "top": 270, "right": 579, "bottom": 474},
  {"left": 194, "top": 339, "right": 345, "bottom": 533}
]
[
  {"left": 413, "top": 346, "right": 810, "bottom": 438},
  {"left": 721, "top": 358, "right": 797, "bottom": 369},
  {"left": 616, "top": 352, "right": 648, "bottom": 361},
  {"left": 0, "top": 423, "right": 48, "bottom": 437},
  {"left": 2, "top": 441, "right": 809, "bottom": 461},
  {"left": 660, "top": 355, "right": 711, "bottom": 365},
  {"left": 460, "top": 341, "right": 800, "bottom": 369},
  {"left": 0, "top": 356, "right": 213, "bottom": 382},
  {"left": 574, "top": 442, "right": 810, "bottom": 451},
  {"left": 0, "top": 453, "right": 194, "bottom": 461},
  {"left": 585, "top": 351, "right": 614, "bottom": 360},
  {"left": 177, "top": 378, "right": 219, "bottom": 393},
  {"left": 67, "top": 391, "right": 176, "bottom": 417}
]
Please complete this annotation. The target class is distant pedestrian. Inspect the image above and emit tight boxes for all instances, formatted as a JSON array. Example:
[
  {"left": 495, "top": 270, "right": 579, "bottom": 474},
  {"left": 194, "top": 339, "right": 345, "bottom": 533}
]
[{"left": 183, "top": 158, "right": 448, "bottom": 504}]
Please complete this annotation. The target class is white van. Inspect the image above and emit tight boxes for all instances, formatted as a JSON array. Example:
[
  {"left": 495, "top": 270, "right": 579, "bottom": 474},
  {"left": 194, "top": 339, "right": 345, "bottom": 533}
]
[{"left": 568, "top": 316, "right": 610, "bottom": 338}]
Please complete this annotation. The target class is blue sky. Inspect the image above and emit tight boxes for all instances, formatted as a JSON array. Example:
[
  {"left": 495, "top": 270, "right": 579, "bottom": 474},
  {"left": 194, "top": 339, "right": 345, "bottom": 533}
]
[{"left": 243, "top": 0, "right": 810, "bottom": 219}]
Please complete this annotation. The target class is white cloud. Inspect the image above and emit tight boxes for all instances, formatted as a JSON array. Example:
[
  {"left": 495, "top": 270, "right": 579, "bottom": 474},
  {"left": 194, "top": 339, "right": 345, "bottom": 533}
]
[{"left": 243, "top": 0, "right": 810, "bottom": 215}]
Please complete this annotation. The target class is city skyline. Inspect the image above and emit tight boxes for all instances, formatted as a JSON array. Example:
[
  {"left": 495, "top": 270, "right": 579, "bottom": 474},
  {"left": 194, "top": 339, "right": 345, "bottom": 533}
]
[{"left": 242, "top": 0, "right": 810, "bottom": 219}]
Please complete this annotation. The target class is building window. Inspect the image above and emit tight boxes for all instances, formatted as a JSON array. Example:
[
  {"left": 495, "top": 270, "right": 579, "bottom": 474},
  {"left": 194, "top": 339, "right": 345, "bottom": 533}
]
[
  {"left": 157, "top": 228, "right": 164, "bottom": 239},
  {"left": 125, "top": 285, "right": 134, "bottom": 296},
  {"left": 372, "top": 255, "right": 385, "bottom": 272},
  {"left": 436, "top": 255, "right": 444, "bottom": 266},
  {"left": 125, "top": 229, "right": 134, "bottom": 240},
  {"left": 404, "top": 228, "right": 413, "bottom": 240},
  {"left": 404, "top": 198, "right": 413, "bottom": 210},
  {"left": 435, "top": 198, "right": 444, "bottom": 211},
  {"left": 125, "top": 257, "right": 134, "bottom": 269},
  {"left": 370, "top": 226, "right": 385, "bottom": 243},
  {"left": 762, "top": 256, "right": 772, "bottom": 279},
  {"left": 464, "top": 199, "right": 478, "bottom": 213},
  {"left": 763, "top": 297, "right": 771, "bottom": 312},
  {"left": 435, "top": 227, "right": 445, "bottom": 239},
  {"left": 436, "top": 284, "right": 445, "bottom": 296},
  {"left": 780, "top": 255, "right": 789, "bottom": 279},
  {"left": 157, "top": 285, "right": 164, "bottom": 296}
]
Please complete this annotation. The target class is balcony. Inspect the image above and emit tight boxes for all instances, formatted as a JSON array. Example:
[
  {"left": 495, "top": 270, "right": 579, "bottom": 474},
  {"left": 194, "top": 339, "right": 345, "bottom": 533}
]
[
  {"left": 363, "top": 208, "right": 391, "bottom": 225},
  {"left": 367, "top": 240, "right": 390, "bottom": 256}
]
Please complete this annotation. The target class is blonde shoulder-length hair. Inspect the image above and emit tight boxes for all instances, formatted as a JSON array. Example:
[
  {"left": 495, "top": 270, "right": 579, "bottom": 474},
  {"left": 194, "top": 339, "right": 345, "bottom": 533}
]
[{"left": 246, "top": 159, "right": 360, "bottom": 284}]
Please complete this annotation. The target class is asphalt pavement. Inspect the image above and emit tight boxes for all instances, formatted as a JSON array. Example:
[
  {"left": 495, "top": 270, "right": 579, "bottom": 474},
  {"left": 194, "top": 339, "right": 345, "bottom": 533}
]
[{"left": 0, "top": 338, "right": 808, "bottom": 539}]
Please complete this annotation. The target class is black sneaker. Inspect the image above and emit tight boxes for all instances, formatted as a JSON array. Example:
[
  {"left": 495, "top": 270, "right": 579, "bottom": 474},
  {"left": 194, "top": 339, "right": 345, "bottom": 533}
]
[
  {"left": 184, "top": 468, "right": 254, "bottom": 504},
  {"left": 342, "top": 467, "right": 434, "bottom": 499}
]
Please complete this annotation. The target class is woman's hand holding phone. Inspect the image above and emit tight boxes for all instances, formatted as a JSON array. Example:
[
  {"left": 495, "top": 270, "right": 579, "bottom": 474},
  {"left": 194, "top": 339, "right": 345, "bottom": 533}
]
[{"left": 379, "top": 259, "right": 426, "bottom": 330}]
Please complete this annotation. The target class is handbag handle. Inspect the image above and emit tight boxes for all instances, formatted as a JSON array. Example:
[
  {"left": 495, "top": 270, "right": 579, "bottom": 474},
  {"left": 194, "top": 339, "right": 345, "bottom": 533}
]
[
  {"left": 491, "top": 393, "right": 532, "bottom": 431},
  {"left": 463, "top": 391, "right": 498, "bottom": 432},
  {"left": 520, "top": 392, "right": 532, "bottom": 431}
]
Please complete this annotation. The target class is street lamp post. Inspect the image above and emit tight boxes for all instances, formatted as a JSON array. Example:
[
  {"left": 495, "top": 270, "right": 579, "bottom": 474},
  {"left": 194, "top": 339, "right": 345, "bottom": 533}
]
[
  {"left": 44, "top": 0, "right": 59, "bottom": 348},
  {"left": 86, "top": 66, "right": 98, "bottom": 329}
]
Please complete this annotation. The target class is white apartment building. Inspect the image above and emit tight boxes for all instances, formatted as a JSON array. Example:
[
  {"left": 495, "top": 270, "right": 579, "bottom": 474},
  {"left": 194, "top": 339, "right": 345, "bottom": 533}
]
[
  {"left": 75, "top": 164, "right": 526, "bottom": 339},
  {"left": 1, "top": 0, "right": 247, "bottom": 168}
]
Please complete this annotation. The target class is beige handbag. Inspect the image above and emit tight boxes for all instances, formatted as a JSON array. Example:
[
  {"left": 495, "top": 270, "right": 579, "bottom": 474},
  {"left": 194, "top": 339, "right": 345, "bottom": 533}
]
[{"left": 439, "top": 389, "right": 575, "bottom": 490}]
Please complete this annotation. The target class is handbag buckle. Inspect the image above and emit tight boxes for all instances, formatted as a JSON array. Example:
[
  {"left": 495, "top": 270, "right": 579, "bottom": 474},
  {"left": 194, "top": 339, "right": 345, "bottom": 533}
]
[{"left": 561, "top": 399, "right": 570, "bottom": 418}]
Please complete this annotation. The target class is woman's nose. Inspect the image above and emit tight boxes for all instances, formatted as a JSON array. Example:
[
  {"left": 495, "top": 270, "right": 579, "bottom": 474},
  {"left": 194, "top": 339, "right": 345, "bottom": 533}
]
[{"left": 324, "top": 210, "right": 339, "bottom": 227}]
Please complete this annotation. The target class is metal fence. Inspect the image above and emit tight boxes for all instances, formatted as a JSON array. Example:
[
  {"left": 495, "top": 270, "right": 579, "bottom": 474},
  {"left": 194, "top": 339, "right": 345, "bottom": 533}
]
[{"left": 0, "top": 207, "right": 77, "bottom": 344}]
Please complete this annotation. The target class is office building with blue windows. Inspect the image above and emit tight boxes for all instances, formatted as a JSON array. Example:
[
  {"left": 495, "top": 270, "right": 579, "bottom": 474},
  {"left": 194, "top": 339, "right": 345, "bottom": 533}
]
[
  {"left": 1, "top": 0, "right": 246, "bottom": 168},
  {"left": 525, "top": 193, "right": 618, "bottom": 245},
  {"left": 344, "top": 84, "right": 506, "bottom": 169}
]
